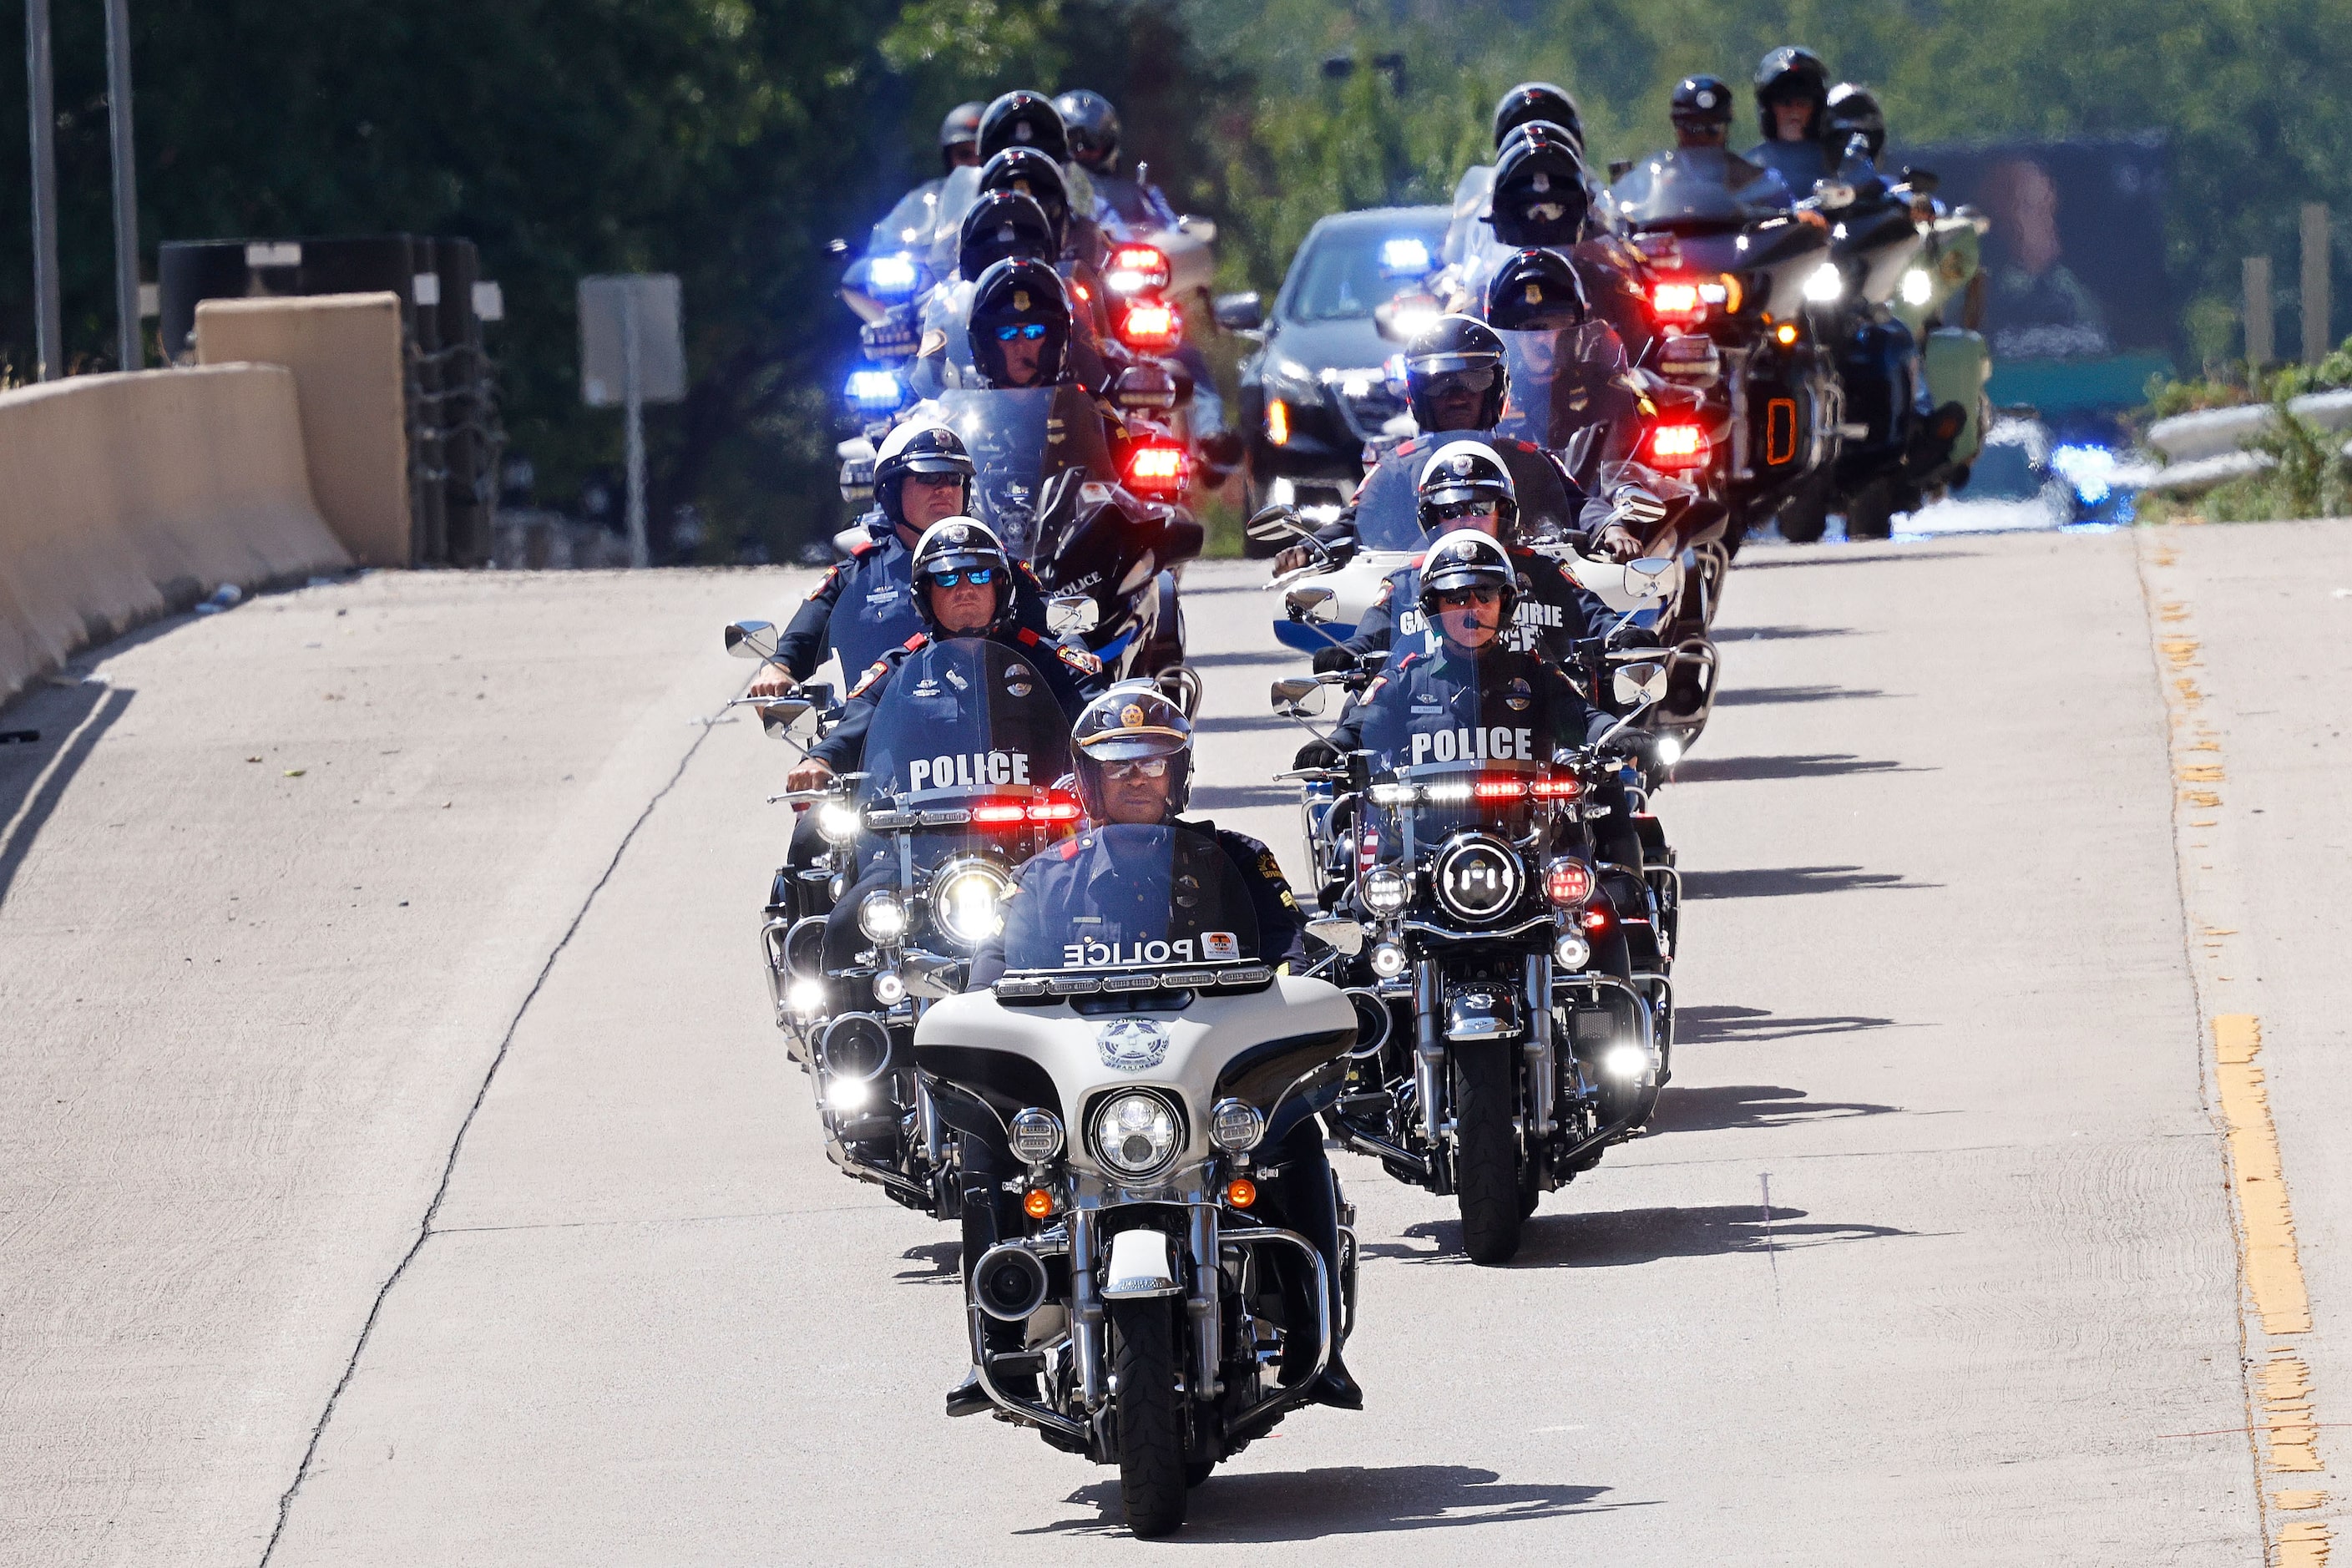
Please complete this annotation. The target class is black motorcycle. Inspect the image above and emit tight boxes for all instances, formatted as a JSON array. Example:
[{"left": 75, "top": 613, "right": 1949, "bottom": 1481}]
[{"left": 1271, "top": 661, "right": 1678, "bottom": 1265}]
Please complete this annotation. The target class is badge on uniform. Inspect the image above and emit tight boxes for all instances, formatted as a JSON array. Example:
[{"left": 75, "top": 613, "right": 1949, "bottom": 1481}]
[{"left": 1098, "top": 1018, "right": 1171, "bottom": 1072}]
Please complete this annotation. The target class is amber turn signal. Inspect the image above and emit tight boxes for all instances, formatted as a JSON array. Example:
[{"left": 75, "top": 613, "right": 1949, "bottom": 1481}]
[
  {"left": 1225, "top": 1177, "right": 1257, "bottom": 1209},
  {"left": 1023, "top": 1188, "right": 1055, "bottom": 1219}
]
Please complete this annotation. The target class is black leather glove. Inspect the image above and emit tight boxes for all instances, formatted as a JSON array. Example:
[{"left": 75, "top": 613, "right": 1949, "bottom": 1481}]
[
  {"left": 1293, "top": 738, "right": 1342, "bottom": 771},
  {"left": 1310, "top": 645, "right": 1361, "bottom": 675}
]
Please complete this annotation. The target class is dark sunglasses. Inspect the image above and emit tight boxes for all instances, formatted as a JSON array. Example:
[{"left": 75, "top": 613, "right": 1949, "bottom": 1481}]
[
  {"left": 925, "top": 568, "right": 995, "bottom": 588},
  {"left": 994, "top": 322, "right": 1049, "bottom": 342},
  {"left": 1428, "top": 499, "right": 1499, "bottom": 521},
  {"left": 1433, "top": 585, "right": 1500, "bottom": 608},
  {"left": 903, "top": 471, "right": 966, "bottom": 488},
  {"left": 1101, "top": 757, "right": 1171, "bottom": 780},
  {"left": 1425, "top": 366, "right": 1499, "bottom": 393}
]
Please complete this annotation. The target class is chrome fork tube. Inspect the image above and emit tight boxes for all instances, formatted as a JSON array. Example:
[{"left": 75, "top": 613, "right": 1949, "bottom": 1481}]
[
  {"left": 1413, "top": 958, "right": 1444, "bottom": 1141},
  {"left": 917, "top": 1076, "right": 942, "bottom": 1166},
  {"left": 1188, "top": 1203, "right": 1222, "bottom": 1397},
  {"left": 1070, "top": 1206, "right": 1105, "bottom": 1410},
  {"left": 1525, "top": 952, "right": 1556, "bottom": 1139}
]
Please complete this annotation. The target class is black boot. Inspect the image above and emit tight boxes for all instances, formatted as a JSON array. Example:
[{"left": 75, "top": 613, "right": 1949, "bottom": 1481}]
[{"left": 1307, "top": 1355, "right": 1364, "bottom": 1411}]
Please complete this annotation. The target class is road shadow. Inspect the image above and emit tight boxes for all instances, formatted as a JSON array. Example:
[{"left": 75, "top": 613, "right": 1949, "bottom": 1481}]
[
  {"left": 1191, "top": 783, "right": 1298, "bottom": 812},
  {"left": 1180, "top": 648, "right": 1292, "bottom": 669},
  {"left": 1714, "top": 624, "right": 1854, "bottom": 642},
  {"left": 1646, "top": 1083, "right": 1901, "bottom": 1135},
  {"left": 1673, "top": 752, "right": 1922, "bottom": 784},
  {"left": 0, "top": 681, "right": 134, "bottom": 910},
  {"left": 1676, "top": 1004, "right": 1905, "bottom": 1044},
  {"left": 1734, "top": 548, "right": 1972, "bottom": 571},
  {"left": 1682, "top": 864, "right": 1933, "bottom": 899},
  {"left": 895, "top": 1239, "right": 961, "bottom": 1286},
  {"left": 1711, "top": 683, "right": 1888, "bottom": 707},
  {"left": 1359, "top": 1205, "right": 1911, "bottom": 1270},
  {"left": 1025, "top": 1464, "right": 1632, "bottom": 1540},
  {"left": 1191, "top": 712, "right": 1297, "bottom": 736}
]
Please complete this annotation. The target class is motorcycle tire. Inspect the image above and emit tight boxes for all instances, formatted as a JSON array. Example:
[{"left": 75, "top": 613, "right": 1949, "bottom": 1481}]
[
  {"left": 1110, "top": 1297, "right": 1188, "bottom": 1536},
  {"left": 1775, "top": 483, "right": 1829, "bottom": 544},
  {"left": 1844, "top": 480, "right": 1897, "bottom": 540},
  {"left": 1449, "top": 1041, "right": 1525, "bottom": 1266},
  {"left": 1184, "top": 1459, "right": 1215, "bottom": 1490}
]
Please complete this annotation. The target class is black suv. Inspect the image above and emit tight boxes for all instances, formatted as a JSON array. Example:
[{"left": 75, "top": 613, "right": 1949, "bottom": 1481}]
[{"left": 1218, "top": 205, "right": 1452, "bottom": 524}]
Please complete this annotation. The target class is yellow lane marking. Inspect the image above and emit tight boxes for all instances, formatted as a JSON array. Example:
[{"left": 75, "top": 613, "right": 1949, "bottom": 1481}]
[
  {"left": 2217, "top": 1017, "right": 2314, "bottom": 1335},
  {"left": 2278, "top": 1492, "right": 2329, "bottom": 1510},
  {"left": 2279, "top": 1520, "right": 2332, "bottom": 1568},
  {"left": 2267, "top": 1353, "right": 2326, "bottom": 1469}
]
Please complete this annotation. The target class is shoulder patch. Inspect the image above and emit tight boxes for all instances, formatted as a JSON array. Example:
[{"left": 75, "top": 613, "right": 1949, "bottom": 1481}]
[
  {"left": 804, "top": 564, "right": 842, "bottom": 601},
  {"left": 1257, "top": 849, "right": 1285, "bottom": 881},
  {"left": 1057, "top": 645, "right": 1103, "bottom": 675},
  {"left": 1364, "top": 675, "right": 1388, "bottom": 699},
  {"left": 847, "top": 658, "right": 892, "bottom": 700}
]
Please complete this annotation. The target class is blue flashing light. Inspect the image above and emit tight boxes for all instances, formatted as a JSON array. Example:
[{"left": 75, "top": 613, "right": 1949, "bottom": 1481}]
[
  {"left": 1379, "top": 237, "right": 1433, "bottom": 277},
  {"left": 845, "top": 367, "right": 905, "bottom": 413},
  {"left": 2050, "top": 443, "right": 2117, "bottom": 505},
  {"left": 867, "top": 254, "right": 921, "bottom": 296}
]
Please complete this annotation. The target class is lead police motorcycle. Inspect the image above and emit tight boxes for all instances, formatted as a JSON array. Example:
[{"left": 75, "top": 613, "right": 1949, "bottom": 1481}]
[
  {"left": 914, "top": 826, "right": 1358, "bottom": 1535},
  {"left": 725, "top": 626, "right": 1083, "bottom": 1216},
  {"left": 1271, "top": 658, "right": 1677, "bottom": 1266}
]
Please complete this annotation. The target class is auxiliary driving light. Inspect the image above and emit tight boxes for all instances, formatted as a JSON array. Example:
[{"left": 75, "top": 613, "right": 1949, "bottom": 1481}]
[
  {"left": 827, "top": 1077, "right": 873, "bottom": 1111},
  {"left": 1209, "top": 1097, "right": 1266, "bottom": 1152},
  {"left": 817, "top": 800, "right": 862, "bottom": 845},
  {"left": 1369, "top": 942, "right": 1409, "bottom": 979},
  {"left": 1655, "top": 735, "right": 1684, "bottom": 767},
  {"left": 1361, "top": 866, "right": 1410, "bottom": 916},
  {"left": 857, "top": 889, "right": 908, "bottom": 942},
  {"left": 788, "top": 979, "right": 826, "bottom": 1016},
  {"left": 1601, "top": 1043, "right": 1650, "bottom": 1082},
  {"left": 1009, "top": 1106, "right": 1065, "bottom": 1163}
]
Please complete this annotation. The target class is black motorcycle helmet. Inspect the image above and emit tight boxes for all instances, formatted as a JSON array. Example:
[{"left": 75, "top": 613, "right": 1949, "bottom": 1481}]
[
  {"left": 872, "top": 421, "right": 974, "bottom": 531},
  {"left": 978, "top": 147, "right": 1070, "bottom": 250},
  {"left": 1493, "top": 82, "right": 1583, "bottom": 153},
  {"left": 967, "top": 257, "right": 1073, "bottom": 388},
  {"left": 958, "top": 190, "right": 1057, "bottom": 282},
  {"left": 938, "top": 101, "right": 985, "bottom": 173},
  {"left": 1670, "top": 74, "right": 1734, "bottom": 139},
  {"left": 1416, "top": 440, "right": 1521, "bottom": 541},
  {"left": 1823, "top": 82, "right": 1887, "bottom": 160},
  {"left": 978, "top": 89, "right": 1070, "bottom": 164},
  {"left": 1070, "top": 682, "right": 1192, "bottom": 818},
  {"left": 1483, "top": 247, "right": 1590, "bottom": 332},
  {"left": 1414, "top": 527, "right": 1520, "bottom": 639},
  {"left": 1754, "top": 47, "right": 1830, "bottom": 141},
  {"left": 1488, "top": 124, "right": 1591, "bottom": 249},
  {"left": 908, "top": 517, "right": 1015, "bottom": 635},
  {"left": 1053, "top": 89, "right": 1120, "bottom": 174},
  {"left": 1404, "top": 314, "right": 1509, "bottom": 432}
]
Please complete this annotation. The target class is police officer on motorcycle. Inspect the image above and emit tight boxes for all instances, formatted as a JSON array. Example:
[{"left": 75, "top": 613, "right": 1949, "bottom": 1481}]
[
  {"left": 1662, "top": 73, "right": 1788, "bottom": 200},
  {"left": 1330, "top": 441, "right": 1607, "bottom": 673},
  {"left": 749, "top": 422, "right": 1053, "bottom": 701},
  {"left": 940, "top": 101, "right": 985, "bottom": 173},
  {"left": 1053, "top": 89, "right": 1178, "bottom": 235},
  {"left": 1269, "top": 314, "right": 1641, "bottom": 577},
  {"left": 1748, "top": 46, "right": 1836, "bottom": 199},
  {"left": 956, "top": 685, "right": 1363, "bottom": 1415}
]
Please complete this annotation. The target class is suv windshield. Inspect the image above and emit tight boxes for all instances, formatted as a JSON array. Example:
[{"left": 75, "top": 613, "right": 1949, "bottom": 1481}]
[{"left": 1282, "top": 218, "right": 1449, "bottom": 324}]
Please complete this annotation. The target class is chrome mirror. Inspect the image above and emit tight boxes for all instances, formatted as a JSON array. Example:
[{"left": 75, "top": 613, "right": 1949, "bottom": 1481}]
[
  {"left": 1048, "top": 593, "right": 1100, "bottom": 635},
  {"left": 1285, "top": 585, "right": 1337, "bottom": 624},
  {"left": 1271, "top": 676, "right": 1328, "bottom": 716},
  {"left": 1623, "top": 558, "right": 1676, "bottom": 599},
  {"left": 725, "top": 620, "right": 777, "bottom": 659},
  {"left": 756, "top": 697, "right": 815, "bottom": 738},
  {"left": 1613, "top": 661, "right": 1669, "bottom": 707},
  {"left": 1246, "top": 503, "right": 1308, "bottom": 544},
  {"left": 1306, "top": 915, "right": 1366, "bottom": 955}
]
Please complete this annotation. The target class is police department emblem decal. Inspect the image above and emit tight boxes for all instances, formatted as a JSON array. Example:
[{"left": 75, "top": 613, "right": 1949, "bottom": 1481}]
[
  {"left": 1098, "top": 1018, "right": 1171, "bottom": 1072},
  {"left": 1505, "top": 677, "right": 1532, "bottom": 711}
]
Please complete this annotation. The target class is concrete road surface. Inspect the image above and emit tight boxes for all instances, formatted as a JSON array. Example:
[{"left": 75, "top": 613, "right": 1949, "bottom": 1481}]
[{"left": 3, "top": 528, "right": 2343, "bottom": 1565}]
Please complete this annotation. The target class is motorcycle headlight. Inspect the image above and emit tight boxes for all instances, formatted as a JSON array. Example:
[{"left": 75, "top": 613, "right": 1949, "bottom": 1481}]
[
  {"left": 1432, "top": 833, "right": 1523, "bottom": 923},
  {"left": 932, "top": 860, "right": 1012, "bottom": 948},
  {"left": 1361, "top": 866, "right": 1410, "bottom": 916},
  {"left": 1092, "top": 1090, "right": 1182, "bottom": 1178},
  {"left": 1899, "top": 267, "right": 1934, "bottom": 306},
  {"left": 1209, "top": 1097, "right": 1265, "bottom": 1153},
  {"left": 1009, "top": 1106, "right": 1065, "bottom": 1163},
  {"left": 857, "top": 889, "right": 908, "bottom": 943},
  {"left": 1803, "top": 262, "right": 1844, "bottom": 304},
  {"left": 817, "top": 800, "right": 862, "bottom": 845}
]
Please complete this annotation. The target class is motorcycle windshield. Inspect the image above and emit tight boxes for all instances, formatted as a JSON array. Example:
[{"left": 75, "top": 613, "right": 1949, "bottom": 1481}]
[
  {"left": 1491, "top": 322, "right": 1633, "bottom": 455},
  {"left": 933, "top": 384, "right": 1116, "bottom": 561},
  {"left": 867, "top": 184, "right": 943, "bottom": 258},
  {"left": 999, "top": 824, "right": 1262, "bottom": 975},
  {"left": 1610, "top": 149, "right": 1784, "bottom": 230},
  {"left": 853, "top": 640, "right": 1078, "bottom": 869},
  {"left": 1350, "top": 458, "right": 1426, "bottom": 554}
]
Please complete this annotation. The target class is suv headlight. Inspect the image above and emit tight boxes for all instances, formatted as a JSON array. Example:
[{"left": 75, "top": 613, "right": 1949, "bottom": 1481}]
[
  {"left": 857, "top": 889, "right": 908, "bottom": 942},
  {"left": 1092, "top": 1090, "right": 1181, "bottom": 1178},
  {"left": 1009, "top": 1106, "right": 1065, "bottom": 1163},
  {"left": 932, "top": 859, "right": 1012, "bottom": 948},
  {"left": 1361, "top": 865, "right": 1410, "bottom": 916}
]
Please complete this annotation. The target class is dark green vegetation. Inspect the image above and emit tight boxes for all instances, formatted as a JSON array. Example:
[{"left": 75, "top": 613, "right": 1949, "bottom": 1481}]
[{"left": 7, "top": 0, "right": 2350, "bottom": 556}]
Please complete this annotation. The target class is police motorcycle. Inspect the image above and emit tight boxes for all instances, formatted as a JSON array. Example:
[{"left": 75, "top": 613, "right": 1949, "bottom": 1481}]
[
  {"left": 1605, "top": 116, "right": 1844, "bottom": 554},
  {"left": 924, "top": 260, "right": 1205, "bottom": 708},
  {"left": 1268, "top": 644, "right": 1677, "bottom": 1267},
  {"left": 727, "top": 624, "right": 1087, "bottom": 1216},
  {"left": 913, "top": 826, "right": 1357, "bottom": 1536},
  {"left": 1782, "top": 127, "right": 1973, "bottom": 540}
]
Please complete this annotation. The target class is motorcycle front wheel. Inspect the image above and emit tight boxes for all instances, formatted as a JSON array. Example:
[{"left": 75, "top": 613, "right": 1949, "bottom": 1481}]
[
  {"left": 1110, "top": 1297, "right": 1188, "bottom": 1536},
  {"left": 1450, "top": 1041, "right": 1525, "bottom": 1265}
]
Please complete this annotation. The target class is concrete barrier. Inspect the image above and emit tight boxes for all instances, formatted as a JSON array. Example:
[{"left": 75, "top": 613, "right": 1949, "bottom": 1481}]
[
  {"left": 195, "top": 293, "right": 413, "bottom": 567},
  {"left": 2147, "top": 387, "right": 2352, "bottom": 463},
  {"left": 0, "top": 364, "right": 352, "bottom": 705}
]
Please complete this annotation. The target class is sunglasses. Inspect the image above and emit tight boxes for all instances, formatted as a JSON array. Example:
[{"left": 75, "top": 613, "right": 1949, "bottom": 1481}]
[
  {"left": 1100, "top": 756, "right": 1171, "bottom": 780},
  {"left": 1425, "top": 366, "right": 1499, "bottom": 393},
  {"left": 1433, "top": 585, "right": 1501, "bottom": 608},
  {"left": 925, "top": 568, "right": 994, "bottom": 588},
  {"left": 994, "top": 322, "right": 1049, "bottom": 341},
  {"left": 903, "top": 471, "right": 966, "bottom": 489},
  {"left": 1429, "top": 499, "right": 1500, "bottom": 522}
]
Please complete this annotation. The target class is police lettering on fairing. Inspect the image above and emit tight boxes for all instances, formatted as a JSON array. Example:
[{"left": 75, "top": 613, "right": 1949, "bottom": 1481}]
[
  {"left": 907, "top": 751, "right": 1034, "bottom": 792},
  {"left": 1409, "top": 726, "right": 1536, "bottom": 766}
]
